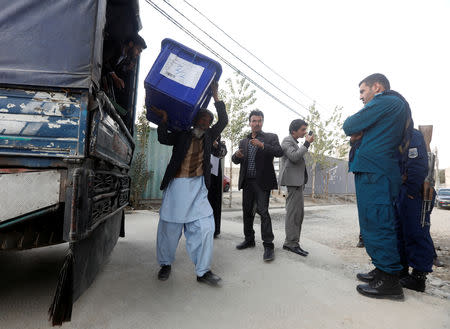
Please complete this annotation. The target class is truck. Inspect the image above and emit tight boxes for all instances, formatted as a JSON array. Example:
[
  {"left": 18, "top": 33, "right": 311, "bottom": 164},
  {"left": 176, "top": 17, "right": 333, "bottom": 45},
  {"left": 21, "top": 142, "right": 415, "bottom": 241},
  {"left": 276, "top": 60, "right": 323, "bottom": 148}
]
[{"left": 0, "top": 0, "right": 143, "bottom": 324}]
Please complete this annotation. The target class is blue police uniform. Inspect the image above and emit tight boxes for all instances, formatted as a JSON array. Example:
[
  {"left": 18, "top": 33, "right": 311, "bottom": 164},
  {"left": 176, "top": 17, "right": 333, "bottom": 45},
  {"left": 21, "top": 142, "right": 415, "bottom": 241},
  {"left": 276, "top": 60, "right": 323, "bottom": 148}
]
[
  {"left": 395, "top": 129, "right": 435, "bottom": 273},
  {"left": 343, "top": 92, "right": 408, "bottom": 274}
]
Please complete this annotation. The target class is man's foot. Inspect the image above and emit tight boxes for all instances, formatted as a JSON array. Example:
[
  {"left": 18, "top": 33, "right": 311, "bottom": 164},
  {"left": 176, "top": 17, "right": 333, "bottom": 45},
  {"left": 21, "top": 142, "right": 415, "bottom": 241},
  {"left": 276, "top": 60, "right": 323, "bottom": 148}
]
[
  {"left": 400, "top": 269, "right": 427, "bottom": 292},
  {"left": 263, "top": 247, "right": 275, "bottom": 262},
  {"left": 356, "top": 268, "right": 380, "bottom": 282},
  {"left": 197, "top": 271, "right": 222, "bottom": 286},
  {"left": 299, "top": 246, "right": 309, "bottom": 255},
  {"left": 236, "top": 240, "right": 255, "bottom": 250},
  {"left": 283, "top": 245, "right": 307, "bottom": 257},
  {"left": 399, "top": 266, "right": 409, "bottom": 280},
  {"left": 214, "top": 233, "right": 220, "bottom": 239},
  {"left": 158, "top": 265, "right": 171, "bottom": 281},
  {"left": 356, "top": 270, "right": 404, "bottom": 300}
]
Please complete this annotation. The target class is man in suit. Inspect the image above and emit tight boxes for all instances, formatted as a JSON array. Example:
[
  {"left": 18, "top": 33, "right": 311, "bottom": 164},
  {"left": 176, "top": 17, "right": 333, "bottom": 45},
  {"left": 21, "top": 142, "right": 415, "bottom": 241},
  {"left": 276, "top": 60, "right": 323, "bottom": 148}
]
[
  {"left": 232, "top": 110, "right": 283, "bottom": 262},
  {"left": 152, "top": 81, "right": 228, "bottom": 285},
  {"left": 279, "top": 119, "right": 314, "bottom": 257}
]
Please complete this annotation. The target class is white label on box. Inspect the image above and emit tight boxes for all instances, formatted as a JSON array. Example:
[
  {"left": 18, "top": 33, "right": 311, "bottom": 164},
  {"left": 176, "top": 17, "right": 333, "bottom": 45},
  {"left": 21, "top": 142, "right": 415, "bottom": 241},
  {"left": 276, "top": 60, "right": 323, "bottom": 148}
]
[{"left": 160, "top": 53, "right": 205, "bottom": 89}]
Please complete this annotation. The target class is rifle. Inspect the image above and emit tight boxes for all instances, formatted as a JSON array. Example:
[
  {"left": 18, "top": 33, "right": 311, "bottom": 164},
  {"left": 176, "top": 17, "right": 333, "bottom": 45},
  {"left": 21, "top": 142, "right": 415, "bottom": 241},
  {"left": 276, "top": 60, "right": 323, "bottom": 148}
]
[{"left": 418, "top": 125, "right": 434, "bottom": 227}]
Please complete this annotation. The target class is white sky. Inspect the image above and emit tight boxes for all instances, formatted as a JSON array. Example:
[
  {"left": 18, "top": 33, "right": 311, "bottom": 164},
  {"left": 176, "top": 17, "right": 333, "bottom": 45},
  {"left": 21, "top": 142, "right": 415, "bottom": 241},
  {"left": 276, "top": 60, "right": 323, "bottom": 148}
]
[{"left": 136, "top": 0, "right": 450, "bottom": 168}]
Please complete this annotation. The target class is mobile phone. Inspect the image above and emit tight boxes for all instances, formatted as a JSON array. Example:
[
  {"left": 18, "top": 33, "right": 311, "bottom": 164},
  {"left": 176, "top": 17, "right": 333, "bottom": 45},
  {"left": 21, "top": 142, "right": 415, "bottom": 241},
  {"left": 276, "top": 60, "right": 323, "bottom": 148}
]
[{"left": 308, "top": 131, "right": 313, "bottom": 136}]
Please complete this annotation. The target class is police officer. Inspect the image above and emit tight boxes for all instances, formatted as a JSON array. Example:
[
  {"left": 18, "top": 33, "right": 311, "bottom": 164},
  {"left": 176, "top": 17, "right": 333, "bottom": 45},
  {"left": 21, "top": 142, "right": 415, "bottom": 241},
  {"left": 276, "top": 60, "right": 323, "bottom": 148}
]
[
  {"left": 396, "top": 128, "right": 436, "bottom": 292},
  {"left": 343, "top": 74, "right": 410, "bottom": 300}
]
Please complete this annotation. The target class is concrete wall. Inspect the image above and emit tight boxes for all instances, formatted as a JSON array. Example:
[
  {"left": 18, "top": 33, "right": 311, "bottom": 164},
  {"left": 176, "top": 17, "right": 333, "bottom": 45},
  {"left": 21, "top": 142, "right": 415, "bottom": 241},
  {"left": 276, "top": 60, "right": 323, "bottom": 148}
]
[
  {"left": 136, "top": 132, "right": 356, "bottom": 199},
  {"left": 134, "top": 127, "right": 172, "bottom": 200},
  {"left": 225, "top": 153, "right": 355, "bottom": 196}
]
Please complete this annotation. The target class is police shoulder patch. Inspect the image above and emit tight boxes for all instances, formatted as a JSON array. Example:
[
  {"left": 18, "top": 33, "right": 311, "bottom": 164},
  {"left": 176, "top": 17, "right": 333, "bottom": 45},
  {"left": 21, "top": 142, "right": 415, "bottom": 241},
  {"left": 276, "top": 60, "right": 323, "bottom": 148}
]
[{"left": 408, "top": 147, "right": 418, "bottom": 158}]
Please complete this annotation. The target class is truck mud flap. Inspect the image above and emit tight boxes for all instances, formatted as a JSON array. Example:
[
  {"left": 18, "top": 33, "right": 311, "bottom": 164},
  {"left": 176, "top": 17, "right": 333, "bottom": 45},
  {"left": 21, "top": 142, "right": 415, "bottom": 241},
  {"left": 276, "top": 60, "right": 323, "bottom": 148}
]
[{"left": 49, "top": 210, "right": 124, "bottom": 326}]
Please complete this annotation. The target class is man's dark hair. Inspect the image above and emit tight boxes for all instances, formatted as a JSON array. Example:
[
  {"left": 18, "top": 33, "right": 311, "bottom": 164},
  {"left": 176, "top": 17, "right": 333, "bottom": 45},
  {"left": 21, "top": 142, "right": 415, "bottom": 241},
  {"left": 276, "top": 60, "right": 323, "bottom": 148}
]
[
  {"left": 248, "top": 109, "right": 264, "bottom": 122},
  {"left": 195, "top": 108, "right": 214, "bottom": 125},
  {"left": 289, "top": 119, "right": 308, "bottom": 134},
  {"left": 359, "top": 73, "right": 390, "bottom": 90},
  {"left": 126, "top": 34, "right": 147, "bottom": 49}
]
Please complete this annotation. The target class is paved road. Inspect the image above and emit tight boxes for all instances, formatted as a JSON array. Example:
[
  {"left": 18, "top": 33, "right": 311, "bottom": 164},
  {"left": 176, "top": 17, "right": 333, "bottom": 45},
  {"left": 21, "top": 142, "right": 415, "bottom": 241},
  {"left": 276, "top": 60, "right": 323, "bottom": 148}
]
[{"left": 0, "top": 205, "right": 449, "bottom": 329}]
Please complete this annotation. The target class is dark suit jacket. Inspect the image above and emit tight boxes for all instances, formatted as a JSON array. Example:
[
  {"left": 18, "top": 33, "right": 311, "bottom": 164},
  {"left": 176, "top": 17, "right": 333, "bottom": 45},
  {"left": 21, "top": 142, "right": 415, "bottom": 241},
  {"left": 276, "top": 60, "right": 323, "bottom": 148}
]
[
  {"left": 232, "top": 131, "right": 283, "bottom": 191},
  {"left": 157, "top": 101, "right": 228, "bottom": 191},
  {"left": 102, "top": 39, "right": 123, "bottom": 76}
]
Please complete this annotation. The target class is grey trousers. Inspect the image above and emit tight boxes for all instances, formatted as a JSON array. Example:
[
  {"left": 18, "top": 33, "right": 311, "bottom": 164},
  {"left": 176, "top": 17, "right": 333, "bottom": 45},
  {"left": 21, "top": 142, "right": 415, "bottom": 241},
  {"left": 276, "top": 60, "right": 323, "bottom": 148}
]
[{"left": 284, "top": 185, "right": 305, "bottom": 248}]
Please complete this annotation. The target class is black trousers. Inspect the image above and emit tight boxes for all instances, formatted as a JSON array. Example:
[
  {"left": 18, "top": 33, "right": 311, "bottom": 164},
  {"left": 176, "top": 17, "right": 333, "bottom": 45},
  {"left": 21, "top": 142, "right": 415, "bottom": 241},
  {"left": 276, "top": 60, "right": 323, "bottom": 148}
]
[
  {"left": 208, "top": 170, "right": 223, "bottom": 236},
  {"left": 242, "top": 178, "right": 274, "bottom": 248}
]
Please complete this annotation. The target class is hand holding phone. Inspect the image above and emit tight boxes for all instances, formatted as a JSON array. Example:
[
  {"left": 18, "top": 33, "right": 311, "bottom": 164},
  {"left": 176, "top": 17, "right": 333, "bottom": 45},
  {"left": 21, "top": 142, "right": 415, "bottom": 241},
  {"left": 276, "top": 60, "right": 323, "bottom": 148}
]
[{"left": 305, "top": 130, "right": 314, "bottom": 143}]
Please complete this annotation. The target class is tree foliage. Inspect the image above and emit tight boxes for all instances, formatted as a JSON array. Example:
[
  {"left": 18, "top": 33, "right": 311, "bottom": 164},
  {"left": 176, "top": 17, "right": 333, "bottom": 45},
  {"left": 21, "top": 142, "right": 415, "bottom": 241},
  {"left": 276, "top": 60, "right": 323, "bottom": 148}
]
[
  {"left": 439, "top": 169, "right": 445, "bottom": 184},
  {"left": 305, "top": 103, "right": 349, "bottom": 197},
  {"left": 130, "top": 109, "right": 153, "bottom": 207},
  {"left": 221, "top": 74, "right": 257, "bottom": 150},
  {"left": 220, "top": 73, "right": 257, "bottom": 206}
]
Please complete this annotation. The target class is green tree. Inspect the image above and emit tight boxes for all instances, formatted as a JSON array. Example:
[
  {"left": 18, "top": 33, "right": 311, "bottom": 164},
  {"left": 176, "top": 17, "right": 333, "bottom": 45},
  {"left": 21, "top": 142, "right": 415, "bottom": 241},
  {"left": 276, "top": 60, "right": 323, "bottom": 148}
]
[
  {"left": 439, "top": 169, "right": 445, "bottom": 185},
  {"left": 305, "top": 103, "right": 348, "bottom": 198},
  {"left": 130, "top": 109, "right": 152, "bottom": 207},
  {"left": 220, "top": 73, "right": 257, "bottom": 206}
]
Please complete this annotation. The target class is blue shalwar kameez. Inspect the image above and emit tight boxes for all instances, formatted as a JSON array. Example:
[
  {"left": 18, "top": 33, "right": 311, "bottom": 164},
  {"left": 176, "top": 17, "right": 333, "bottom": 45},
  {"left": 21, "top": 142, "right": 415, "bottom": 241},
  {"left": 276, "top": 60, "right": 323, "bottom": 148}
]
[
  {"left": 343, "top": 92, "right": 408, "bottom": 274},
  {"left": 157, "top": 176, "right": 215, "bottom": 276},
  {"left": 395, "top": 129, "right": 435, "bottom": 273}
]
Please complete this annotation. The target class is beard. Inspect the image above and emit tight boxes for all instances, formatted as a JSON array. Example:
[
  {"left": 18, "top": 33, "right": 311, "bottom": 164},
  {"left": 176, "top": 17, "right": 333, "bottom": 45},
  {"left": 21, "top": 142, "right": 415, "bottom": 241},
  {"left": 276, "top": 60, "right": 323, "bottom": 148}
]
[{"left": 192, "top": 127, "right": 205, "bottom": 139}]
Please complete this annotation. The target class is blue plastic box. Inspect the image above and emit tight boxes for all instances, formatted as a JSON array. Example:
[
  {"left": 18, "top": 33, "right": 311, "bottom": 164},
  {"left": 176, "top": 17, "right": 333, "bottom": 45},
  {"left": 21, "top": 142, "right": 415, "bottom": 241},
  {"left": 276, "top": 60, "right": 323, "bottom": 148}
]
[{"left": 145, "top": 38, "right": 222, "bottom": 131}]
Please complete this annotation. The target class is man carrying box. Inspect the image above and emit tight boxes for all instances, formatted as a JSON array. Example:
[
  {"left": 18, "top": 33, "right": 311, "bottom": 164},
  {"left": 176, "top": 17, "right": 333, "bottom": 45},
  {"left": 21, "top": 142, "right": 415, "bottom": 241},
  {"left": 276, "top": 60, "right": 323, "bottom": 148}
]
[{"left": 151, "top": 81, "right": 228, "bottom": 285}]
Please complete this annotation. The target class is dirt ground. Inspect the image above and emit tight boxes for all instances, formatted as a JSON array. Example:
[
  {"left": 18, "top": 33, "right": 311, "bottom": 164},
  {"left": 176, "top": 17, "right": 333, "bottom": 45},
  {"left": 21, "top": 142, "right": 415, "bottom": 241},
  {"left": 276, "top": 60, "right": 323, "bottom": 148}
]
[
  {"left": 222, "top": 200, "right": 450, "bottom": 299},
  {"left": 141, "top": 190, "right": 450, "bottom": 287},
  {"left": 0, "top": 199, "right": 449, "bottom": 328}
]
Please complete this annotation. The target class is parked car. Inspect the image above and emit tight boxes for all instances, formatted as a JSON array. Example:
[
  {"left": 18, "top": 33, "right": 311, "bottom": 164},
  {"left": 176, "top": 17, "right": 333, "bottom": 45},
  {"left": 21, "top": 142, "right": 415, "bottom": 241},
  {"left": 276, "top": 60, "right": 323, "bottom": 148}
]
[
  {"left": 223, "top": 175, "right": 231, "bottom": 192},
  {"left": 436, "top": 188, "right": 450, "bottom": 209}
]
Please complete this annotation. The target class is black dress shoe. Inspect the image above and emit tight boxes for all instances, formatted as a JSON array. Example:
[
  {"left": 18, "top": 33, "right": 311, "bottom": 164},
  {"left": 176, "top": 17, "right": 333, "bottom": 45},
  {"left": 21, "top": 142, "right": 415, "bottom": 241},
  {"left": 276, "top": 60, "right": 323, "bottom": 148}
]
[
  {"left": 283, "top": 245, "right": 307, "bottom": 257},
  {"left": 356, "top": 270, "right": 404, "bottom": 300},
  {"left": 263, "top": 247, "right": 275, "bottom": 261},
  {"left": 197, "top": 271, "right": 222, "bottom": 286},
  {"left": 298, "top": 246, "right": 309, "bottom": 255},
  {"left": 236, "top": 240, "right": 255, "bottom": 250},
  {"left": 356, "top": 268, "right": 379, "bottom": 282},
  {"left": 158, "top": 265, "right": 171, "bottom": 281}
]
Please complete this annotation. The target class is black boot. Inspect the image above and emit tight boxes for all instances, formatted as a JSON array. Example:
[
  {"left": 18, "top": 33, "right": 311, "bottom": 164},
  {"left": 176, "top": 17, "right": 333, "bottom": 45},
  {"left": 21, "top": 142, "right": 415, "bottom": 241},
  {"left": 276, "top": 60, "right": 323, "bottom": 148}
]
[
  {"left": 356, "top": 268, "right": 380, "bottom": 282},
  {"left": 400, "top": 269, "right": 427, "bottom": 292},
  {"left": 357, "top": 269, "right": 404, "bottom": 300},
  {"left": 356, "top": 234, "right": 364, "bottom": 248},
  {"left": 399, "top": 266, "right": 409, "bottom": 280}
]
